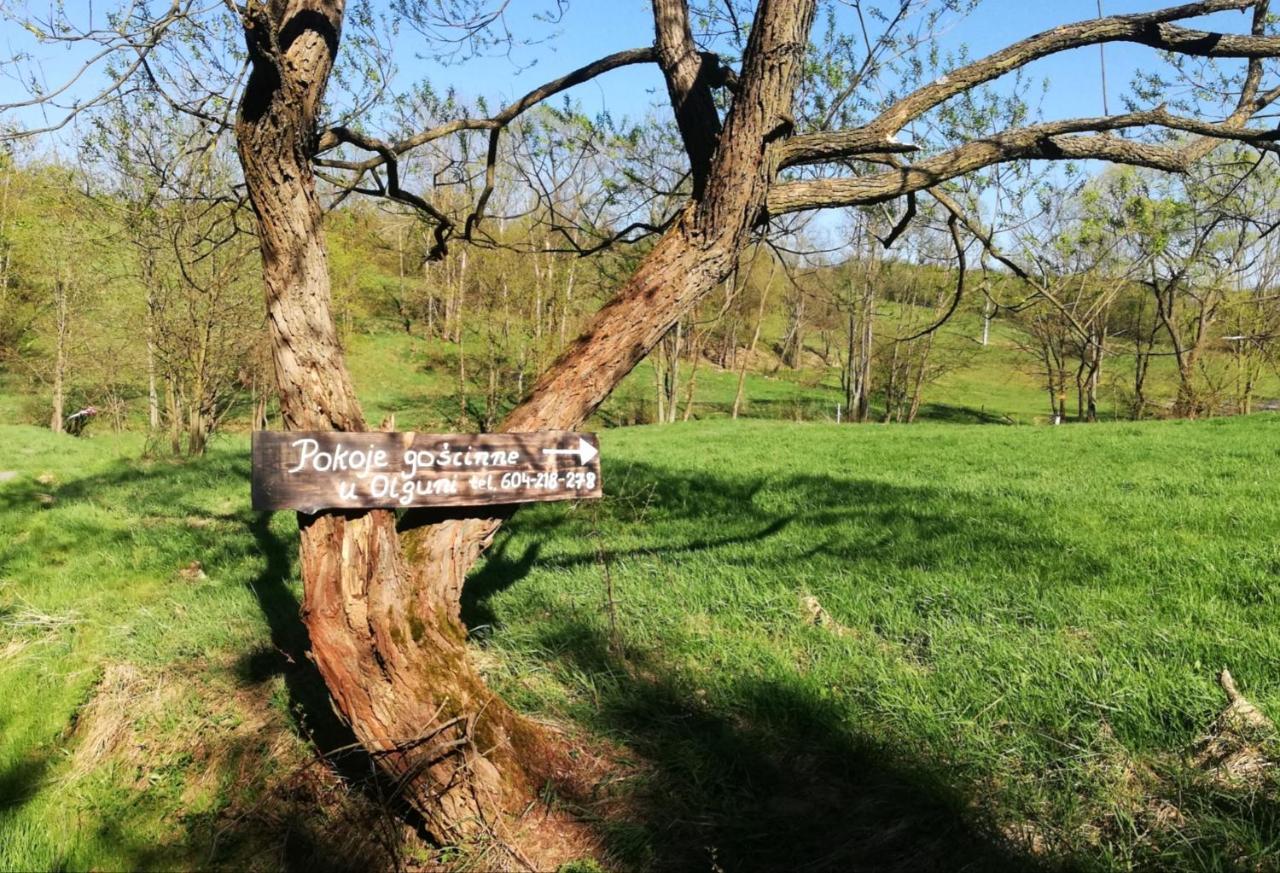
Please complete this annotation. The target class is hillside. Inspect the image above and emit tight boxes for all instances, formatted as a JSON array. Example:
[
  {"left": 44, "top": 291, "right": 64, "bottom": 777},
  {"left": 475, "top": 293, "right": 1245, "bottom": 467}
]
[
  {"left": 2, "top": 417, "right": 1278, "bottom": 869},
  {"left": 334, "top": 309, "right": 1280, "bottom": 434}
]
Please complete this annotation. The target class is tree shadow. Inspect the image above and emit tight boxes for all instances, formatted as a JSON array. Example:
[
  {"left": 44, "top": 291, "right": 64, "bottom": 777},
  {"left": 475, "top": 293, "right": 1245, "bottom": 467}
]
[
  {"left": 1, "top": 443, "right": 1103, "bottom": 870},
  {"left": 0, "top": 453, "right": 427, "bottom": 868},
  {"left": 237, "top": 513, "right": 365, "bottom": 766},
  {"left": 541, "top": 622, "right": 1038, "bottom": 872},
  {"left": 457, "top": 459, "right": 1117, "bottom": 868},
  {"left": 461, "top": 455, "right": 1109, "bottom": 639},
  {"left": 461, "top": 538, "right": 542, "bottom": 632},
  {"left": 0, "top": 746, "right": 51, "bottom": 815},
  {"left": 914, "top": 402, "right": 1016, "bottom": 425},
  {"left": 461, "top": 513, "right": 794, "bottom": 632}
]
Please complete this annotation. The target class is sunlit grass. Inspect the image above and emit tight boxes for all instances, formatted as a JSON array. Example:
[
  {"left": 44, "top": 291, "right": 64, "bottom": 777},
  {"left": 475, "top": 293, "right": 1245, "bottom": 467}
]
[{"left": 1, "top": 416, "right": 1278, "bottom": 869}]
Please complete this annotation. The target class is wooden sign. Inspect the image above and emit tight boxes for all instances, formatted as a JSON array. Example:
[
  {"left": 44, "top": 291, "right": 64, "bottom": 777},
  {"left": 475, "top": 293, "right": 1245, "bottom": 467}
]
[{"left": 251, "top": 431, "right": 602, "bottom": 512}]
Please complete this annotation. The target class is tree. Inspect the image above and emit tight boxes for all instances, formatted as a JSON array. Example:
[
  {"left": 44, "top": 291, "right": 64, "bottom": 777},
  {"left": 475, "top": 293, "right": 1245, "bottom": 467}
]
[
  {"left": 82, "top": 102, "right": 267, "bottom": 453},
  {"left": 836, "top": 214, "right": 881, "bottom": 423},
  {"left": 1004, "top": 179, "right": 1144, "bottom": 423},
  {"left": 8, "top": 0, "right": 1280, "bottom": 855},
  {"left": 3, "top": 165, "right": 107, "bottom": 431}
]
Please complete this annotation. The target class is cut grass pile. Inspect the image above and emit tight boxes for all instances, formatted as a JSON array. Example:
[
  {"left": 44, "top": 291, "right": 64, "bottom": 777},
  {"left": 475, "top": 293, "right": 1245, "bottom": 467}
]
[{"left": 1, "top": 416, "right": 1278, "bottom": 869}]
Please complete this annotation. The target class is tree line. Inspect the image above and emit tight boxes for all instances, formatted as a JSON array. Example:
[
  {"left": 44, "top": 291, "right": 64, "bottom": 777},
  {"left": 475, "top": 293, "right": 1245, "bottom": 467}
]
[{"left": 5, "top": 139, "right": 1280, "bottom": 450}]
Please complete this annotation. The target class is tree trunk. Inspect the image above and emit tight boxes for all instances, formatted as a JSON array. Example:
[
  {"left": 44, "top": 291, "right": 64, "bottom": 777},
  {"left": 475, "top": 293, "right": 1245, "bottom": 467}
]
[
  {"left": 49, "top": 279, "right": 67, "bottom": 433},
  {"left": 653, "top": 349, "right": 667, "bottom": 423},
  {"left": 234, "top": 2, "right": 546, "bottom": 849},
  {"left": 665, "top": 321, "right": 682, "bottom": 423},
  {"left": 165, "top": 381, "right": 183, "bottom": 454},
  {"left": 1085, "top": 331, "right": 1104, "bottom": 423},
  {"left": 234, "top": 0, "right": 816, "bottom": 853},
  {"left": 143, "top": 248, "right": 161, "bottom": 432},
  {"left": 681, "top": 333, "right": 701, "bottom": 421},
  {"left": 843, "top": 302, "right": 857, "bottom": 416},
  {"left": 1174, "top": 353, "right": 1201, "bottom": 419},
  {"left": 731, "top": 266, "right": 773, "bottom": 419}
]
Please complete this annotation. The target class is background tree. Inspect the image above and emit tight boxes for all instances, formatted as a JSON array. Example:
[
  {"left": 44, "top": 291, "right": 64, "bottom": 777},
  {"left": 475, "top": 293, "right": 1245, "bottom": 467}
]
[{"left": 1103, "top": 157, "right": 1280, "bottom": 417}]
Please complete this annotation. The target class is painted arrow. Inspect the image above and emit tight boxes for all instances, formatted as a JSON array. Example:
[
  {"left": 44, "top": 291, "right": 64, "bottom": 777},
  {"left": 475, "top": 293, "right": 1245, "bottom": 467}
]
[{"left": 542, "top": 437, "right": 598, "bottom": 465}]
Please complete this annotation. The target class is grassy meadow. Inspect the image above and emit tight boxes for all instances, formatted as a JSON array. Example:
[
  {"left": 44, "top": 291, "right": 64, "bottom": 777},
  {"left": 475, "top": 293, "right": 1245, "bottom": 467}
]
[{"left": 2, "top": 413, "right": 1278, "bottom": 870}]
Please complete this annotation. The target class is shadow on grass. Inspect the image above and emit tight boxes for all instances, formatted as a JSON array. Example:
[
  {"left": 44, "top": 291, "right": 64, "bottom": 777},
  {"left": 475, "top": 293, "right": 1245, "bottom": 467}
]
[
  {"left": 0, "top": 746, "right": 51, "bottom": 814},
  {"left": 914, "top": 401, "right": 1016, "bottom": 425},
  {"left": 450, "top": 462, "right": 1110, "bottom": 869},
  {"left": 460, "top": 512, "right": 794, "bottom": 631},
  {"left": 237, "top": 514, "right": 358, "bottom": 757},
  {"left": 461, "top": 456, "right": 1112, "bottom": 636},
  {"left": 0, "top": 442, "right": 1147, "bottom": 869},
  {"left": 0, "top": 452, "right": 418, "bottom": 868},
  {"left": 541, "top": 621, "right": 1034, "bottom": 872},
  {"left": 595, "top": 396, "right": 1019, "bottom": 427}
]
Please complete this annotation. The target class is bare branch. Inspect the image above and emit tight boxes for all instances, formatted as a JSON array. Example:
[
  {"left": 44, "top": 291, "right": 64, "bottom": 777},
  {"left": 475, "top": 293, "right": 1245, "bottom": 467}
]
[
  {"left": 897, "top": 214, "right": 966, "bottom": 342},
  {"left": 878, "top": 190, "right": 916, "bottom": 249},
  {"left": 867, "top": 0, "right": 1264, "bottom": 136},
  {"left": 315, "top": 47, "right": 657, "bottom": 162},
  {"left": 324, "top": 126, "right": 455, "bottom": 259}
]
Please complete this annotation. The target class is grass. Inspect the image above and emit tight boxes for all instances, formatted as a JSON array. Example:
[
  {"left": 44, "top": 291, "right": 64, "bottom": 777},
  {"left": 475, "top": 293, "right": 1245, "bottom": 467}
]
[
  {"left": 0, "top": 428, "right": 414, "bottom": 870},
  {"left": 1, "top": 416, "right": 1279, "bottom": 869}
]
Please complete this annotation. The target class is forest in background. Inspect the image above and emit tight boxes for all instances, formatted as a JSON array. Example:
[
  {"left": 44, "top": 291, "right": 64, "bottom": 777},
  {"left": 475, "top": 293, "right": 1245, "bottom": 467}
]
[
  {"left": 5, "top": 1, "right": 1280, "bottom": 868},
  {"left": 5, "top": 130, "right": 1280, "bottom": 449}
]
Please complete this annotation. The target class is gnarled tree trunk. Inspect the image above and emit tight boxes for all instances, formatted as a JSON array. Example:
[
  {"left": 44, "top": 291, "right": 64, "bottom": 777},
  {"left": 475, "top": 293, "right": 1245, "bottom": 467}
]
[
  {"left": 234, "top": 0, "right": 816, "bottom": 854},
  {"left": 234, "top": 0, "right": 545, "bottom": 850}
]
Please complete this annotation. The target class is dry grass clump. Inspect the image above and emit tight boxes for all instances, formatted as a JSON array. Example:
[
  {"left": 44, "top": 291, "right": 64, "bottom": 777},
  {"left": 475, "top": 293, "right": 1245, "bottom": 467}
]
[
  {"left": 1192, "top": 669, "right": 1277, "bottom": 786},
  {"left": 62, "top": 658, "right": 429, "bottom": 869}
]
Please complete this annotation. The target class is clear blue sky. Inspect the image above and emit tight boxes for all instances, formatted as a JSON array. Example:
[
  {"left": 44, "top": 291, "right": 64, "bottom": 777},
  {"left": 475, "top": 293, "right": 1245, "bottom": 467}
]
[
  {"left": 414, "top": 1, "right": 1261, "bottom": 128},
  {"left": 0, "top": 1, "right": 1264, "bottom": 138}
]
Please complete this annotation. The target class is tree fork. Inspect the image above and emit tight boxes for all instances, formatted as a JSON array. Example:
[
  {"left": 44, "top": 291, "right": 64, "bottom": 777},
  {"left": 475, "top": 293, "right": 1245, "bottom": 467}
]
[
  {"left": 401, "top": 0, "right": 820, "bottom": 618},
  {"left": 238, "top": 0, "right": 820, "bottom": 856}
]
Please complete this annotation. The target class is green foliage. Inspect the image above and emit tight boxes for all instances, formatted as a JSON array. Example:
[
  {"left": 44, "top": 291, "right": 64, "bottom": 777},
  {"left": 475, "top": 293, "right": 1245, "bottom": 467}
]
[{"left": 556, "top": 860, "right": 605, "bottom": 873}]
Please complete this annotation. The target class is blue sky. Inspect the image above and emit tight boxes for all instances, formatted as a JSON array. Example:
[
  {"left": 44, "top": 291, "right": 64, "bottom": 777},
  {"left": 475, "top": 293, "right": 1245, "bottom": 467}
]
[
  {"left": 408, "top": 1, "right": 1262, "bottom": 129},
  {"left": 0, "top": 1, "right": 1265, "bottom": 138}
]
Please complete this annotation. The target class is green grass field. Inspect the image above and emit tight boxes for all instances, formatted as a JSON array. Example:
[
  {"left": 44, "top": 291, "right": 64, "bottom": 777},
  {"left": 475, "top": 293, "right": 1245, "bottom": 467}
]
[{"left": 2, "top": 417, "right": 1278, "bottom": 870}]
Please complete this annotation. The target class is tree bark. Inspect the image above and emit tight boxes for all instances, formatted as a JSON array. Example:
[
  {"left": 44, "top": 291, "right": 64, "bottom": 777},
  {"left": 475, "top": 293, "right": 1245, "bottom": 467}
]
[
  {"left": 235, "top": 0, "right": 817, "bottom": 854},
  {"left": 234, "top": 1, "right": 550, "bottom": 851}
]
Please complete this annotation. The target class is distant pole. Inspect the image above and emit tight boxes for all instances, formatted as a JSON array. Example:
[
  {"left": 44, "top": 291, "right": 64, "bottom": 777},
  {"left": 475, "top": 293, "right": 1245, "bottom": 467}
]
[
  {"left": 836, "top": 403, "right": 842, "bottom": 424},
  {"left": 1097, "top": 0, "right": 1109, "bottom": 116}
]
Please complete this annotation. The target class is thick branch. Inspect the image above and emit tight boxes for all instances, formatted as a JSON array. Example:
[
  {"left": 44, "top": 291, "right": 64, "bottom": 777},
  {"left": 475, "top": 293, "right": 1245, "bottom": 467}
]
[
  {"left": 769, "top": 101, "right": 1280, "bottom": 214},
  {"left": 653, "top": 0, "right": 724, "bottom": 197},
  {"left": 776, "top": 131, "right": 920, "bottom": 169},
  {"left": 867, "top": 0, "right": 1261, "bottom": 136}
]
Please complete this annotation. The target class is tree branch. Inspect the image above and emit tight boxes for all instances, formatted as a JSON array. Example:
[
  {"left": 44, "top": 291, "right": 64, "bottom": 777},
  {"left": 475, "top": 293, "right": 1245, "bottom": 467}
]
[
  {"left": 866, "top": 0, "right": 1263, "bottom": 136},
  {"left": 768, "top": 97, "right": 1280, "bottom": 214},
  {"left": 315, "top": 47, "right": 657, "bottom": 163},
  {"left": 897, "top": 213, "right": 966, "bottom": 342},
  {"left": 652, "top": 0, "right": 724, "bottom": 197},
  {"left": 324, "top": 126, "right": 456, "bottom": 259}
]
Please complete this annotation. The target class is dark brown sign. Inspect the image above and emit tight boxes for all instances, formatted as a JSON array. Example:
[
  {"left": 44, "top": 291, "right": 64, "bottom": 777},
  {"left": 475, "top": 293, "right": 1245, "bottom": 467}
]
[{"left": 251, "top": 431, "right": 602, "bottom": 512}]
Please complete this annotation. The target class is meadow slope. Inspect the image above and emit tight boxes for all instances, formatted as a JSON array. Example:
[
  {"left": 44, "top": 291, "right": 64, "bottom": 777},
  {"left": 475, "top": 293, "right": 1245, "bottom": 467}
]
[{"left": 0, "top": 417, "right": 1278, "bottom": 870}]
